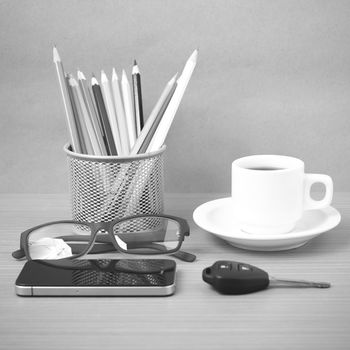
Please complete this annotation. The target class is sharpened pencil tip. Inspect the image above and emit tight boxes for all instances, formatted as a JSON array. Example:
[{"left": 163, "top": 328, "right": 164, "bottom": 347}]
[
  {"left": 133, "top": 59, "right": 137, "bottom": 66},
  {"left": 190, "top": 49, "right": 198, "bottom": 61},
  {"left": 91, "top": 76, "right": 99, "bottom": 85},
  {"left": 169, "top": 73, "right": 178, "bottom": 84},
  {"left": 68, "top": 76, "right": 78, "bottom": 86},
  {"left": 132, "top": 63, "right": 140, "bottom": 75},
  {"left": 112, "top": 68, "right": 119, "bottom": 80},
  {"left": 101, "top": 70, "right": 108, "bottom": 83},
  {"left": 77, "top": 70, "right": 86, "bottom": 80},
  {"left": 53, "top": 46, "right": 61, "bottom": 63},
  {"left": 121, "top": 70, "right": 131, "bottom": 85}
]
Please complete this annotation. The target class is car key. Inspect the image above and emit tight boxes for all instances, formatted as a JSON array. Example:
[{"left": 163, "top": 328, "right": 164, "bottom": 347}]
[{"left": 202, "top": 260, "right": 331, "bottom": 295}]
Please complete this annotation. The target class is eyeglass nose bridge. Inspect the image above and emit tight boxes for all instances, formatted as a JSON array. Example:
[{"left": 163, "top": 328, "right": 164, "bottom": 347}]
[{"left": 89, "top": 221, "right": 114, "bottom": 234}]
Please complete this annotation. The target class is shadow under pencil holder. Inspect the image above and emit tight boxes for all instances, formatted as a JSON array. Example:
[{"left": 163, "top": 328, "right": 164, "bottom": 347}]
[{"left": 64, "top": 144, "right": 165, "bottom": 223}]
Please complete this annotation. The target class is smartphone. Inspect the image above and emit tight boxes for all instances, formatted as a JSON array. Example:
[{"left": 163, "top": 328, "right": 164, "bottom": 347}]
[{"left": 15, "top": 259, "right": 176, "bottom": 297}]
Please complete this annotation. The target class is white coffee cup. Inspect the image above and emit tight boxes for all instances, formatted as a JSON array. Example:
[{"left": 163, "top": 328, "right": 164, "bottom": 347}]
[{"left": 231, "top": 155, "right": 333, "bottom": 234}]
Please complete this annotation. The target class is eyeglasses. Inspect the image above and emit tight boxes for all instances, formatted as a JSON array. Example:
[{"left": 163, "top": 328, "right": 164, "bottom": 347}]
[{"left": 12, "top": 214, "right": 196, "bottom": 262}]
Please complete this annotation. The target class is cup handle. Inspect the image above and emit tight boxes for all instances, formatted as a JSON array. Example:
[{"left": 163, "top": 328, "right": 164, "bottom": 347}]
[{"left": 304, "top": 174, "right": 333, "bottom": 210}]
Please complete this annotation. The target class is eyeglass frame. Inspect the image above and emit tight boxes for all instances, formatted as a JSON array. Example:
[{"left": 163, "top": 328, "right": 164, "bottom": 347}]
[{"left": 14, "top": 214, "right": 190, "bottom": 261}]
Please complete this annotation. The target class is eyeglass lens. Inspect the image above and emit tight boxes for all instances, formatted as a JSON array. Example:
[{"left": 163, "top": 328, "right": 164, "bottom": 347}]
[
  {"left": 27, "top": 222, "right": 92, "bottom": 260},
  {"left": 112, "top": 216, "right": 181, "bottom": 254}
]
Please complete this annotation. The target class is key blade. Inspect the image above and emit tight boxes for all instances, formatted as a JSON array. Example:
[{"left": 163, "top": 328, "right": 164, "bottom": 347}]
[
  {"left": 269, "top": 276, "right": 331, "bottom": 289},
  {"left": 311, "top": 282, "right": 331, "bottom": 288}
]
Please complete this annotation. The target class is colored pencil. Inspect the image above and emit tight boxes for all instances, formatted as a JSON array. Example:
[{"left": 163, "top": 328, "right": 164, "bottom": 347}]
[
  {"left": 132, "top": 60, "right": 144, "bottom": 136},
  {"left": 91, "top": 76, "right": 118, "bottom": 155},
  {"left": 100, "top": 70, "right": 123, "bottom": 155},
  {"left": 121, "top": 70, "right": 137, "bottom": 149},
  {"left": 131, "top": 73, "right": 178, "bottom": 155},
  {"left": 70, "top": 75, "right": 106, "bottom": 155},
  {"left": 67, "top": 75, "right": 93, "bottom": 154},
  {"left": 65, "top": 74, "right": 87, "bottom": 154},
  {"left": 111, "top": 68, "right": 130, "bottom": 155},
  {"left": 147, "top": 50, "right": 198, "bottom": 152},
  {"left": 77, "top": 70, "right": 107, "bottom": 155},
  {"left": 53, "top": 47, "right": 82, "bottom": 153}
]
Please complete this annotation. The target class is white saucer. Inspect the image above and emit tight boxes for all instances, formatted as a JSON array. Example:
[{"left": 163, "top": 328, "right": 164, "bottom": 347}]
[{"left": 193, "top": 197, "right": 341, "bottom": 251}]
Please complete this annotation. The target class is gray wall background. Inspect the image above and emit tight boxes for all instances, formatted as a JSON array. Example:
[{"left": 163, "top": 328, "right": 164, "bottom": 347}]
[{"left": 1, "top": 0, "right": 349, "bottom": 193}]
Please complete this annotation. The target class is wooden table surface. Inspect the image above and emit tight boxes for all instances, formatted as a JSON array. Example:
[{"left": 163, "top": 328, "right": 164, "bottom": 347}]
[{"left": 0, "top": 193, "right": 349, "bottom": 350}]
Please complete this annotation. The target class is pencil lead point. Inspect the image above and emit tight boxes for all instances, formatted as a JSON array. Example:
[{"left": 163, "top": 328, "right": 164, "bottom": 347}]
[
  {"left": 53, "top": 46, "right": 60, "bottom": 63},
  {"left": 132, "top": 63, "right": 140, "bottom": 75},
  {"left": 112, "top": 68, "right": 118, "bottom": 80},
  {"left": 68, "top": 75, "right": 77, "bottom": 86},
  {"left": 91, "top": 75, "right": 99, "bottom": 85},
  {"left": 77, "top": 70, "right": 86, "bottom": 80},
  {"left": 188, "top": 49, "right": 198, "bottom": 62},
  {"left": 101, "top": 70, "right": 108, "bottom": 83}
]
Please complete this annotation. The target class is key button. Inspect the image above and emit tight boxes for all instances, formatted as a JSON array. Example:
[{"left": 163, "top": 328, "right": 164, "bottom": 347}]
[
  {"left": 238, "top": 264, "right": 252, "bottom": 271},
  {"left": 219, "top": 263, "right": 231, "bottom": 270}
]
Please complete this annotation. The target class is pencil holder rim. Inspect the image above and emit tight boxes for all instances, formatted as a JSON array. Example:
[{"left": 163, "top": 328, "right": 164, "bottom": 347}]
[{"left": 64, "top": 143, "right": 166, "bottom": 162}]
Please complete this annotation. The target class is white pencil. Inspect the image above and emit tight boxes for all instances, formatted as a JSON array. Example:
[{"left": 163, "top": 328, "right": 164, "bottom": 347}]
[
  {"left": 111, "top": 68, "right": 130, "bottom": 155},
  {"left": 147, "top": 50, "right": 198, "bottom": 152},
  {"left": 100, "top": 70, "right": 123, "bottom": 155},
  {"left": 53, "top": 47, "right": 81, "bottom": 153},
  {"left": 121, "top": 70, "right": 137, "bottom": 149},
  {"left": 131, "top": 73, "right": 178, "bottom": 155}
]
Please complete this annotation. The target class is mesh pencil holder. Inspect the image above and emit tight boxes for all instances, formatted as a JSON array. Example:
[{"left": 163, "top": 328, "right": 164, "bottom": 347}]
[{"left": 64, "top": 144, "right": 165, "bottom": 223}]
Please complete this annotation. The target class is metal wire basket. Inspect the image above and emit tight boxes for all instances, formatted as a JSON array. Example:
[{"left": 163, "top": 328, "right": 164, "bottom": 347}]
[{"left": 64, "top": 144, "right": 165, "bottom": 223}]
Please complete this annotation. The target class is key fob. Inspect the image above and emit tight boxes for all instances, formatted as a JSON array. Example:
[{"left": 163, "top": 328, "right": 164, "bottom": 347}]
[{"left": 202, "top": 260, "right": 270, "bottom": 295}]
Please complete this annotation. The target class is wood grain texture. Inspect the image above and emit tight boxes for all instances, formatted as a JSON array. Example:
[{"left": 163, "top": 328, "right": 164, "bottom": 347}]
[{"left": 0, "top": 193, "right": 350, "bottom": 350}]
